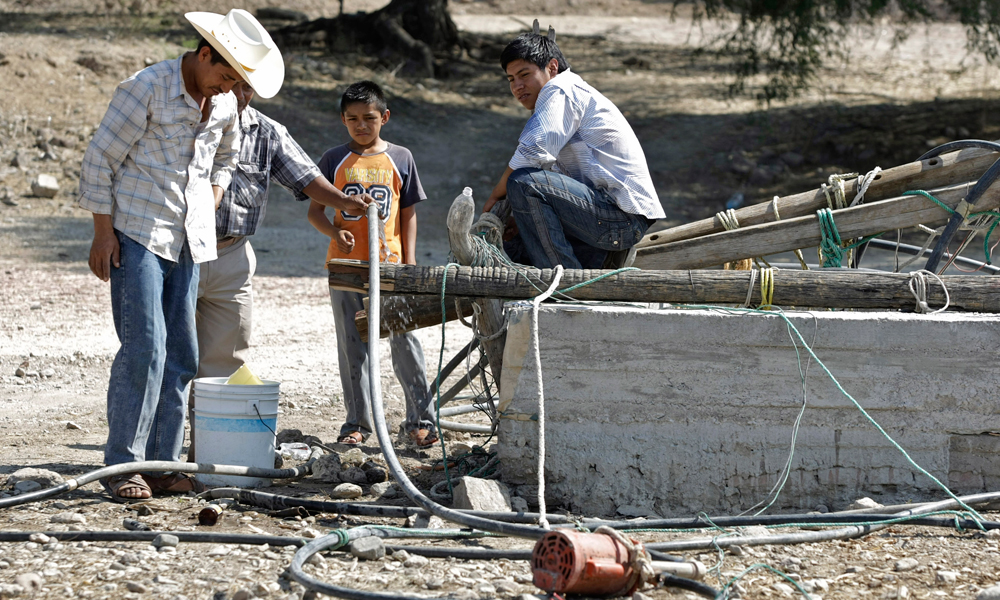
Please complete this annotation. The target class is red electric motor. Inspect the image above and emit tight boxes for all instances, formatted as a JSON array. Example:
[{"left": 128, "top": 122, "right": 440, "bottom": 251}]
[{"left": 531, "top": 529, "right": 645, "bottom": 597}]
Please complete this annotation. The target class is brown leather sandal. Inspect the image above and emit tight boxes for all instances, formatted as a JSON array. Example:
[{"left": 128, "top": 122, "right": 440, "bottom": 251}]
[
  {"left": 144, "top": 473, "right": 205, "bottom": 495},
  {"left": 101, "top": 473, "right": 152, "bottom": 502},
  {"left": 337, "top": 431, "right": 364, "bottom": 446},
  {"left": 408, "top": 428, "right": 439, "bottom": 448}
]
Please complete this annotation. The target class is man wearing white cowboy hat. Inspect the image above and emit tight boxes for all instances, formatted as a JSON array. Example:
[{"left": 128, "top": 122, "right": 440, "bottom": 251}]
[{"left": 78, "top": 8, "right": 283, "bottom": 501}]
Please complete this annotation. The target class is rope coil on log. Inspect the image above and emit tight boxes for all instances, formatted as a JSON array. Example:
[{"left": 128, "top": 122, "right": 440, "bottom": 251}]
[{"left": 907, "top": 270, "right": 951, "bottom": 314}]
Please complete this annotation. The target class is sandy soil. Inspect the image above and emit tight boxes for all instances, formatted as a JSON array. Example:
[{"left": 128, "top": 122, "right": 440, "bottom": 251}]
[{"left": 3, "top": 1, "right": 1000, "bottom": 599}]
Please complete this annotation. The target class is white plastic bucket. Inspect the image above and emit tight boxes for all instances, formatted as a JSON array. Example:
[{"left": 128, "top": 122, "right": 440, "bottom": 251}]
[{"left": 192, "top": 377, "right": 280, "bottom": 488}]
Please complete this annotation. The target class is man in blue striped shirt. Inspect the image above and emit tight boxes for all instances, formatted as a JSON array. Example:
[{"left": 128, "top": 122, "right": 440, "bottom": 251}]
[
  {"left": 483, "top": 28, "right": 665, "bottom": 269},
  {"left": 189, "top": 81, "right": 373, "bottom": 461}
]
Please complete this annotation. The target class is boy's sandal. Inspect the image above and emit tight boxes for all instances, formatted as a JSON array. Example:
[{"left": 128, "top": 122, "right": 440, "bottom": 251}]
[
  {"left": 144, "top": 473, "right": 205, "bottom": 495},
  {"left": 408, "top": 428, "right": 439, "bottom": 449},
  {"left": 101, "top": 473, "right": 152, "bottom": 503},
  {"left": 337, "top": 432, "right": 363, "bottom": 446}
]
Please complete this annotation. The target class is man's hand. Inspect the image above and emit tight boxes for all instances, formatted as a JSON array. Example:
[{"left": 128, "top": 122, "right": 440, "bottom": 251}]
[
  {"left": 342, "top": 193, "right": 375, "bottom": 217},
  {"left": 89, "top": 214, "right": 119, "bottom": 282},
  {"left": 212, "top": 184, "right": 224, "bottom": 211},
  {"left": 484, "top": 166, "right": 514, "bottom": 213},
  {"left": 336, "top": 230, "right": 356, "bottom": 254},
  {"left": 483, "top": 192, "right": 502, "bottom": 214}
]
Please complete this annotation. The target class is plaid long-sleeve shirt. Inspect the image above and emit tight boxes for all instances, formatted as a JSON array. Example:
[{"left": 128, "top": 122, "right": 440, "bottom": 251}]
[
  {"left": 215, "top": 106, "right": 322, "bottom": 238},
  {"left": 78, "top": 57, "right": 240, "bottom": 264}
]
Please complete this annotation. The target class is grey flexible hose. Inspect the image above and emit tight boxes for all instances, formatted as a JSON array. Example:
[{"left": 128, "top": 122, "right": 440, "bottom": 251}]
[
  {"left": 0, "top": 448, "right": 321, "bottom": 509},
  {"left": 362, "top": 204, "right": 547, "bottom": 539}
]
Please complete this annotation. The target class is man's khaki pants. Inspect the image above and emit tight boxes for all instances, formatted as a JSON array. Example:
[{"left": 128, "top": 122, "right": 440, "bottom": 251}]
[{"left": 188, "top": 237, "right": 255, "bottom": 461}]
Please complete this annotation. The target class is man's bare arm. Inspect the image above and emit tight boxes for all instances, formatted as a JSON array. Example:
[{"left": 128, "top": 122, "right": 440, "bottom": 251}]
[
  {"left": 483, "top": 166, "right": 513, "bottom": 213},
  {"left": 88, "top": 213, "right": 119, "bottom": 282},
  {"left": 303, "top": 176, "right": 373, "bottom": 214}
]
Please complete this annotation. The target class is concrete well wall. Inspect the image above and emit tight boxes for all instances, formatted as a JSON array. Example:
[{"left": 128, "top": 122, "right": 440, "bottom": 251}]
[{"left": 496, "top": 304, "right": 1000, "bottom": 517}]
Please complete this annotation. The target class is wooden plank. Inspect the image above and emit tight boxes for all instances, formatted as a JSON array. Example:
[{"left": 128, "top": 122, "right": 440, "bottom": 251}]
[
  {"left": 331, "top": 262, "right": 1000, "bottom": 312},
  {"left": 637, "top": 147, "right": 998, "bottom": 249},
  {"left": 633, "top": 183, "right": 1000, "bottom": 271},
  {"left": 355, "top": 295, "right": 475, "bottom": 342}
]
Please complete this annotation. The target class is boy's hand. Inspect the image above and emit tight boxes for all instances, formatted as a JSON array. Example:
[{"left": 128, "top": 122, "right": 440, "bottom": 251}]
[
  {"left": 336, "top": 230, "right": 356, "bottom": 254},
  {"left": 483, "top": 192, "right": 503, "bottom": 213}
]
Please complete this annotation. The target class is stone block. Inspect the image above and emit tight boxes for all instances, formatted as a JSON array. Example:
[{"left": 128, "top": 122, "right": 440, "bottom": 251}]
[
  {"left": 452, "top": 477, "right": 512, "bottom": 512},
  {"left": 30, "top": 174, "right": 59, "bottom": 198},
  {"left": 497, "top": 304, "right": 1000, "bottom": 516},
  {"left": 348, "top": 536, "right": 385, "bottom": 561}
]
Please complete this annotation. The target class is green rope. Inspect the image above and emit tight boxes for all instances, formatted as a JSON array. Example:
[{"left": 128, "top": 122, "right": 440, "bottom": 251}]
[
  {"left": 816, "top": 208, "right": 880, "bottom": 268},
  {"left": 557, "top": 266, "right": 639, "bottom": 295},
  {"left": 326, "top": 528, "right": 351, "bottom": 551},
  {"left": 720, "top": 564, "right": 814, "bottom": 599},
  {"left": 902, "top": 190, "right": 1000, "bottom": 264},
  {"left": 435, "top": 263, "right": 461, "bottom": 497},
  {"left": 682, "top": 304, "right": 984, "bottom": 524}
]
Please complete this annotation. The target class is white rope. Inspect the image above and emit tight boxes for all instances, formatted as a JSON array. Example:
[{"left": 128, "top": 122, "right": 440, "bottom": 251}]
[
  {"left": 530, "top": 265, "right": 564, "bottom": 530},
  {"left": 717, "top": 208, "right": 740, "bottom": 231},
  {"left": 821, "top": 172, "right": 856, "bottom": 210},
  {"left": 907, "top": 270, "right": 951, "bottom": 314},
  {"left": 742, "top": 268, "right": 758, "bottom": 308},
  {"left": 849, "top": 167, "right": 882, "bottom": 207},
  {"left": 594, "top": 526, "right": 656, "bottom": 593},
  {"left": 772, "top": 196, "right": 809, "bottom": 270}
]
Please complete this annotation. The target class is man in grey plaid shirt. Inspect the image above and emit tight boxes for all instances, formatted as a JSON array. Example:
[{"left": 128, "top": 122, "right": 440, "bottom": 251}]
[{"left": 188, "top": 81, "right": 372, "bottom": 460}]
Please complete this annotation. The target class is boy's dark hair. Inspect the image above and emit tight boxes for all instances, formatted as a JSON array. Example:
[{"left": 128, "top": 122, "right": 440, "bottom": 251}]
[
  {"left": 500, "top": 33, "right": 570, "bottom": 74},
  {"left": 196, "top": 37, "right": 227, "bottom": 66},
  {"left": 340, "top": 81, "right": 388, "bottom": 114}
]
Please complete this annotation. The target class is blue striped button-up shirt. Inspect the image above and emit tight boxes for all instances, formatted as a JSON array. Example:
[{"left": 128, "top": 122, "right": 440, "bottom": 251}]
[
  {"left": 508, "top": 69, "right": 664, "bottom": 220},
  {"left": 78, "top": 57, "right": 240, "bottom": 264},
  {"left": 215, "top": 106, "right": 322, "bottom": 238}
]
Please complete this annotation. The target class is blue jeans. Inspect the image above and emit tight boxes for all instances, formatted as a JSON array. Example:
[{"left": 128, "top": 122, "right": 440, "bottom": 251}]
[
  {"left": 504, "top": 168, "right": 652, "bottom": 269},
  {"left": 105, "top": 231, "right": 199, "bottom": 466}
]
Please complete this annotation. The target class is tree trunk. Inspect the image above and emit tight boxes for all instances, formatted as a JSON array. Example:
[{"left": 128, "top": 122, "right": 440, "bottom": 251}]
[{"left": 272, "top": 0, "right": 460, "bottom": 78}]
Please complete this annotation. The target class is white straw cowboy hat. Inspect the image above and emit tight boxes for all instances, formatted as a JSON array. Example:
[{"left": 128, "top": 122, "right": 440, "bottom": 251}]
[{"left": 185, "top": 9, "right": 284, "bottom": 98}]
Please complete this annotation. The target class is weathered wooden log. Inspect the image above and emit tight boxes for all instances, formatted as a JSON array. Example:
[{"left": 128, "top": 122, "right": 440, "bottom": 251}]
[
  {"left": 330, "top": 261, "right": 1000, "bottom": 312},
  {"left": 632, "top": 182, "right": 1000, "bottom": 271},
  {"left": 637, "top": 147, "right": 998, "bottom": 249},
  {"left": 355, "top": 294, "right": 475, "bottom": 343}
]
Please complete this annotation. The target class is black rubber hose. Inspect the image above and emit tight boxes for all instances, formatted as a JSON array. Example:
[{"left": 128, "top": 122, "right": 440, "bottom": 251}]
[
  {"left": 645, "top": 491, "right": 1000, "bottom": 552},
  {"left": 924, "top": 151, "right": 1000, "bottom": 272},
  {"left": 290, "top": 530, "right": 442, "bottom": 600},
  {"left": 583, "top": 513, "right": 1000, "bottom": 531},
  {"left": 385, "top": 544, "right": 531, "bottom": 560},
  {"left": 918, "top": 139, "right": 1000, "bottom": 161},
  {"left": 658, "top": 574, "right": 721, "bottom": 599},
  {"left": 0, "top": 530, "right": 304, "bottom": 546},
  {"left": 865, "top": 238, "right": 1000, "bottom": 273},
  {"left": 206, "top": 488, "right": 575, "bottom": 524}
]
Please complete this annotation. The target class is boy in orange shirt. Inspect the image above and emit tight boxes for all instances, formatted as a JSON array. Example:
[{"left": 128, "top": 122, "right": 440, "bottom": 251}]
[{"left": 306, "top": 81, "right": 438, "bottom": 448}]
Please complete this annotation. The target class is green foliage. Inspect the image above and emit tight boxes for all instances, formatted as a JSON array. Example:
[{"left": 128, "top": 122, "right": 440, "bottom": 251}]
[{"left": 693, "top": 0, "right": 1000, "bottom": 101}]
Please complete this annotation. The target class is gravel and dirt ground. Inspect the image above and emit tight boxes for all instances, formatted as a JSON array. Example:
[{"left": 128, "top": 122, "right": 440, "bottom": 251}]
[{"left": 4, "top": 0, "right": 1000, "bottom": 599}]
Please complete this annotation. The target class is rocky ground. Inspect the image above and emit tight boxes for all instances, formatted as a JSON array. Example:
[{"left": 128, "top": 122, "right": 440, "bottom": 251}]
[{"left": 5, "top": 0, "right": 1000, "bottom": 599}]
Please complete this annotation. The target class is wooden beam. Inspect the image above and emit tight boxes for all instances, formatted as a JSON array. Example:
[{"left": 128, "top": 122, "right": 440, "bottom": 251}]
[
  {"left": 329, "top": 262, "right": 1000, "bottom": 312},
  {"left": 633, "top": 183, "right": 1000, "bottom": 271},
  {"left": 637, "top": 147, "right": 998, "bottom": 249},
  {"left": 355, "top": 294, "right": 475, "bottom": 342}
]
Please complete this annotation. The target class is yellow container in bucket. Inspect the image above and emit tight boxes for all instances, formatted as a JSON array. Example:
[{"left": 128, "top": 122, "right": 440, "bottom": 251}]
[{"left": 192, "top": 376, "right": 279, "bottom": 488}]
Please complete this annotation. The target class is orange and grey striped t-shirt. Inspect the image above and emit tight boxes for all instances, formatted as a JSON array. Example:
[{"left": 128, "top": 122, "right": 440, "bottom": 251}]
[{"left": 311, "top": 143, "right": 425, "bottom": 263}]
